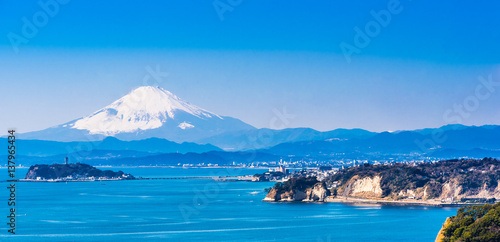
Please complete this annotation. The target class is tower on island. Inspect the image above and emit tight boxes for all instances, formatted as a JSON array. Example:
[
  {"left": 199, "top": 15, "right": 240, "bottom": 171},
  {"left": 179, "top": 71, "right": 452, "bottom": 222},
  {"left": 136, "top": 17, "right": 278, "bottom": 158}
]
[{"left": 65, "top": 157, "right": 68, "bottom": 165}]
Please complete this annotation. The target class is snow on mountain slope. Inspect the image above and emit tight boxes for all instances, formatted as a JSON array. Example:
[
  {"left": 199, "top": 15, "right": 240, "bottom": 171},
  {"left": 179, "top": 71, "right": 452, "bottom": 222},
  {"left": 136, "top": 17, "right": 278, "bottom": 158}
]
[
  {"left": 178, "top": 122, "right": 195, "bottom": 130},
  {"left": 20, "top": 86, "right": 255, "bottom": 142},
  {"left": 72, "top": 86, "right": 220, "bottom": 135}
]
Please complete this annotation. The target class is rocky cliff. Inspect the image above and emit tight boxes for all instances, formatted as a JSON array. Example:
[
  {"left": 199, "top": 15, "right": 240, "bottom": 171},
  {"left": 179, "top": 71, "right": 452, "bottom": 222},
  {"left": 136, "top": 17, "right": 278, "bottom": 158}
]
[
  {"left": 342, "top": 175, "right": 383, "bottom": 198},
  {"left": 435, "top": 202, "right": 500, "bottom": 241},
  {"left": 435, "top": 217, "right": 451, "bottom": 242},
  {"left": 329, "top": 158, "right": 500, "bottom": 202},
  {"left": 264, "top": 177, "right": 330, "bottom": 202}
]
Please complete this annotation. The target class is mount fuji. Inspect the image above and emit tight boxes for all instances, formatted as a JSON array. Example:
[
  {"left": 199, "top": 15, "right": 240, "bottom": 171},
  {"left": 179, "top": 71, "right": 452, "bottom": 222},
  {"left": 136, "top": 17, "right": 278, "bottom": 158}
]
[{"left": 21, "top": 86, "right": 256, "bottom": 142}]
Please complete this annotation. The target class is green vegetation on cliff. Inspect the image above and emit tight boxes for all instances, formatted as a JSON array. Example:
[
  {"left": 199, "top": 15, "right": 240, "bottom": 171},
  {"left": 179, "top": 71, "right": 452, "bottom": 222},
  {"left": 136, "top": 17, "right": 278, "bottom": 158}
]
[
  {"left": 264, "top": 177, "right": 330, "bottom": 202},
  {"left": 25, "top": 163, "right": 134, "bottom": 180},
  {"left": 439, "top": 202, "right": 500, "bottom": 242},
  {"left": 272, "top": 177, "right": 320, "bottom": 193},
  {"left": 327, "top": 158, "right": 500, "bottom": 199}
]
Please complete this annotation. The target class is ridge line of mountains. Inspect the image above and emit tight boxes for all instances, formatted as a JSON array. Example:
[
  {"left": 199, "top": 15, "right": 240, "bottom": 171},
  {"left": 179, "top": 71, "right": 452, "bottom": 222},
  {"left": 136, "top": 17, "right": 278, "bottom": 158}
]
[
  {"left": 4, "top": 124, "right": 500, "bottom": 166},
  {"left": 7, "top": 86, "right": 500, "bottom": 166}
]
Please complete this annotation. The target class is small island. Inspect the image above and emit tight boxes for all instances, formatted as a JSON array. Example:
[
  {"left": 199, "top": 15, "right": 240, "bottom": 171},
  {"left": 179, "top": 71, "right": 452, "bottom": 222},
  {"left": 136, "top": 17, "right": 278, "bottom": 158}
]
[
  {"left": 23, "top": 163, "right": 134, "bottom": 182},
  {"left": 263, "top": 158, "right": 500, "bottom": 205}
]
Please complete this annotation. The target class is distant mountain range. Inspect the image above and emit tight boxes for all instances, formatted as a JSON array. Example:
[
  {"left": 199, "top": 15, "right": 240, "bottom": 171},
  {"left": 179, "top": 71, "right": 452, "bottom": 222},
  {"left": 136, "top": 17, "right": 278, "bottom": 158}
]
[
  {"left": 20, "top": 86, "right": 255, "bottom": 143},
  {"left": 16, "top": 86, "right": 379, "bottom": 150},
  {"left": 197, "top": 127, "right": 376, "bottom": 150},
  {"left": 2, "top": 137, "right": 220, "bottom": 157},
  {"left": 262, "top": 124, "right": 500, "bottom": 158},
  {"left": 10, "top": 86, "right": 500, "bottom": 165},
  {"left": 9, "top": 124, "right": 500, "bottom": 167},
  {"left": 14, "top": 149, "right": 285, "bottom": 167},
  {"left": 102, "top": 151, "right": 283, "bottom": 167}
]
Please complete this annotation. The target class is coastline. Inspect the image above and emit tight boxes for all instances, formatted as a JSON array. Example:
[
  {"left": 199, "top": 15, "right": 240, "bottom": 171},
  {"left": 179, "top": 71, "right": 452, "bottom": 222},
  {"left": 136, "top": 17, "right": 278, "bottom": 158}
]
[
  {"left": 0, "top": 166, "right": 272, "bottom": 169},
  {"left": 435, "top": 217, "right": 451, "bottom": 242},
  {"left": 5, "top": 175, "right": 259, "bottom": 183},
  {"left": 0, "top": 166, "right": 314, "bottom": 169},
  {"left": 6, "top": 178, "right": 133, "bottom": 183},
  {"left": 263, "top": 196, "right": 489, "bottom": 207},
  {"left": 93, "top": 166, "right": 272, "bottom": 169},
  {"left": 326, "top": 197, "right": 445, "bottom": 207},
  {"left": 325, "top": 196, "right": 486, "bottom": 207}
]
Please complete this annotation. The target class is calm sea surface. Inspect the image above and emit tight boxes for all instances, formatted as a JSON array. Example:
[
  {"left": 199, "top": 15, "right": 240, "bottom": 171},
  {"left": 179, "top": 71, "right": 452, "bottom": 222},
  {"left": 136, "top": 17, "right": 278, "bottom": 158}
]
[{"left": 1, "top": 167, "right": 457, "bottom": 241}]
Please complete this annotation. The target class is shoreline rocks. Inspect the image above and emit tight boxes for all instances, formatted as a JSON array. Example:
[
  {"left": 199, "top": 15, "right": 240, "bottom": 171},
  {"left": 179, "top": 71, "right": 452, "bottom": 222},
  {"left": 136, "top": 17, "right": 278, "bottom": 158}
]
[{"left": 263, "top": 180, "right": 330, "bottom": 202}]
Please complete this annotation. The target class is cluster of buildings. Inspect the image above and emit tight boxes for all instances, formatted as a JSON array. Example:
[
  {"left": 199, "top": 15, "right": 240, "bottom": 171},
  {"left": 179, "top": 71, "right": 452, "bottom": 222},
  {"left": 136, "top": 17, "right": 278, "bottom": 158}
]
[{"left": 252, "top": 165, "right": 338, "bottom": 182}]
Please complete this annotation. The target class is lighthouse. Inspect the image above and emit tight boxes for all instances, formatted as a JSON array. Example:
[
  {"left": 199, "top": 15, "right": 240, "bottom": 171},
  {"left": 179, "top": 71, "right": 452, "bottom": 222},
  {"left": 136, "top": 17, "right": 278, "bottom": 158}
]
[{"left": 65, "top": 157, "right": 68, "bottom": 165}]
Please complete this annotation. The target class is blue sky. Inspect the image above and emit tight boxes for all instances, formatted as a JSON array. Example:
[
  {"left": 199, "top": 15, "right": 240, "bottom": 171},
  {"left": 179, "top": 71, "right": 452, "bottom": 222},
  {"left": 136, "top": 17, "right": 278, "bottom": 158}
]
[{"left": 1, "top": 0, "right": 499, "bottom": 132}]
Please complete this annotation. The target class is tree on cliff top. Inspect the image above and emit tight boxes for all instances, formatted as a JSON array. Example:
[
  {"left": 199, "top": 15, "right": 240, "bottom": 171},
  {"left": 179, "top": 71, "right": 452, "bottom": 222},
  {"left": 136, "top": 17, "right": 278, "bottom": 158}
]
[
  {"left": 273, "top": 177, "right": 319, "bottom": 193},
  {"left": 327, "top": 158, "right": 500, "bottom": 199},
  {"left": 440, "top": 202, "right": 500, "bottom": 242}
]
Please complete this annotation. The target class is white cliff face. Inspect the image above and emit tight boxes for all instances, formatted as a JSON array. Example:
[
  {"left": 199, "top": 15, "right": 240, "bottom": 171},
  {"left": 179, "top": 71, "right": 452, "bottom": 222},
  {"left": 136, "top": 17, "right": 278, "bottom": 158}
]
[
  {"left": 303, "top": 183, "right": 329, "bottom": 202},
  {"left": 462, "top": 181, "right": 500, "bottom": 200},
  {"left": 72, "top": 86, "right": 221, "bottom": 135},
  {"left": 350, "top": 176, "right": 383, "bottom": 196},
  {"left": 263, "top": 183, "right": 330, "bottom": 202},
  {"left": 432, "top": 179, "right": 500, "bottom": 201},
  {"left": 346, "top": 176, "right": 500, "bottom": 201},
  {"left": 439, "top": 181, "right": 463, "bottom": 200},
  {"left": 398, "top": 189, "right": 417, "bottom": 197}
]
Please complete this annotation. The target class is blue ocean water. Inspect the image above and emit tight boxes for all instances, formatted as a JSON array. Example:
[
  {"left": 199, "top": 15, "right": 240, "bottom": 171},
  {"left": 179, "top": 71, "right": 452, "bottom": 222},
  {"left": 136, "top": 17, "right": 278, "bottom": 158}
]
[{"left": 1, "top": 167, "right": 457, "bottom": 241}]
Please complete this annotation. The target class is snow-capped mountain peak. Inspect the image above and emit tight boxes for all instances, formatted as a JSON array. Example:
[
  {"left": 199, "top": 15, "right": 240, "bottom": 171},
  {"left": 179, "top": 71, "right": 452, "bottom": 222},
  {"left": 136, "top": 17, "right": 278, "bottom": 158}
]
[
  {"left": 20, "top": 86, "right": 255, "bottom": 142},
  {"left": 72, "top": 86, "right": 221, "bottom": 135}
]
